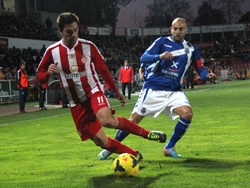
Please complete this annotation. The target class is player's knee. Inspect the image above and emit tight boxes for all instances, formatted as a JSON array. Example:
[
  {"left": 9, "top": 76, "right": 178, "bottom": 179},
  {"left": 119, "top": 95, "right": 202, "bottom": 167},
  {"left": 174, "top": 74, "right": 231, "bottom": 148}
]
[
  {"left": 99, "top": 117, "right": 116, "bottom": 128},
  {"left": 92, "top": 136, "right": 106, "bottom": 148},
  {"left": 129, "top": 113, "right": 142, "bottom": 124},
  {"left": 183, "top": 111, "right": 193, "bottom": 120}
]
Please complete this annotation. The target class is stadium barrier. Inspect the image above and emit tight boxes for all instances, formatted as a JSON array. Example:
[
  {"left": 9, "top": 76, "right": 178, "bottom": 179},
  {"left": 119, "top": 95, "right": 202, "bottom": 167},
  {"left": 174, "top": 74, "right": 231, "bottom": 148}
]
[
  {"left": 46, "top": 80, "right": 63, "bottom": 105},
  {"left": 0, "top": 79, "right": 39, "bottom": 105},
  {"left": 0, "top": 80, "right": 19, "bottom": 104}
]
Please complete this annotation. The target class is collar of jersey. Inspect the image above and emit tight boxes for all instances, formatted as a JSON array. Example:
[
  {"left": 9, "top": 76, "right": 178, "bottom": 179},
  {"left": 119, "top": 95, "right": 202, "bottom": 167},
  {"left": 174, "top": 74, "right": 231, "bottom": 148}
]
[{"left": 60, "top": 38, "right": 79, "bottom": 51}]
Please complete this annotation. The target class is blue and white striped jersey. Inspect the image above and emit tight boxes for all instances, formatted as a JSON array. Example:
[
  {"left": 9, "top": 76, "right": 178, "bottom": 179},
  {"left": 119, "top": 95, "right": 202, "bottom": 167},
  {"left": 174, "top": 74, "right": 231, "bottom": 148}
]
[
  {"left": 140, "top": 36, "right": 208, "bottom": 91},
  {"left": 140, "top": 62, "right": 154, "bottom": 81}
]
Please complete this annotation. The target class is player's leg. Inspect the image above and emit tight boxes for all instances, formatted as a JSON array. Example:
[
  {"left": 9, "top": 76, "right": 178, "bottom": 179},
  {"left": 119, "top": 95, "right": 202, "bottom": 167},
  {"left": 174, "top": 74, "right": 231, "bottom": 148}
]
[
  {"left": 98, "top": 108, "right": 166, "bottom": 142},
  {"left": 99, "top": 113, "right": 144, "bottom": 160},
  {"left": 96, "top": 107, "right": 150, "bottom": 138},
  {"left": 71, "top": 102, "right": 143, "bottom": 161},
  {"left": 92, "top": 92, "right": 165, "bottom": 142},
  {"left": 164, "top": 105, "right": 192, "bottom": 158},
  {"left": 91, "top": 128, "right": 142, "bottom": 158},
  {"left": 115, "top": 113, "right": 144, "bottom": 141}
]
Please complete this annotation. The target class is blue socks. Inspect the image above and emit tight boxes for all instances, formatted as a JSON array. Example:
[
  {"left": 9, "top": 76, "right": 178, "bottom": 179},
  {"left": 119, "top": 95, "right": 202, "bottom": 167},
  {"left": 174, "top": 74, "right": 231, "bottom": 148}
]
[
  {"left": 165, "top": 117, "right": 191, "bottom": 149},
  {"left": 115, "top": 130, "right": 129, "bottom": 142}
]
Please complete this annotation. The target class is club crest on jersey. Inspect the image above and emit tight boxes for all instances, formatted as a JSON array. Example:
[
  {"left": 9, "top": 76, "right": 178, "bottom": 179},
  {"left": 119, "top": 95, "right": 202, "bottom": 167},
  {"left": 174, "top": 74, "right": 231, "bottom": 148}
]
[
  {"left": 141, "top": 108, "right": 146, "bottom": 114},
  {"left": 81, "top": 56, "right": 87, "bottom": 64},
  {"left": 185, "top": 48, "right": 190, "bottom": 54},
  {"left": 70, "top": 65, "right": 78, "bottom": 72}
]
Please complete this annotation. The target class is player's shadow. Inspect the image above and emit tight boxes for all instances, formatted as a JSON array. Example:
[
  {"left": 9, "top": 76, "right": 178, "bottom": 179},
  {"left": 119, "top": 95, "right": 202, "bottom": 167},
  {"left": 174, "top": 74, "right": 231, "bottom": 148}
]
[
  {"left": 151, "top": 157, "right": 245, "bottom": 172},
  {"left": 87, "top": 158, "right": 248, "bottom": 188},
  {"left": 88, "top": 172, "right": 170, "bottom": 188}
]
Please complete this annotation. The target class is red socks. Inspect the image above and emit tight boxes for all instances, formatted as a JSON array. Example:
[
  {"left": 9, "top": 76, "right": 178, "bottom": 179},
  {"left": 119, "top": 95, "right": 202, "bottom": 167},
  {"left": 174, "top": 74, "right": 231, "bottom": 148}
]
[
  {"left": 116, "top": 116, "right": 150, "bottom": 138},
  {"left": 103, "top": 136, "right": 138, "bottom": 156}
]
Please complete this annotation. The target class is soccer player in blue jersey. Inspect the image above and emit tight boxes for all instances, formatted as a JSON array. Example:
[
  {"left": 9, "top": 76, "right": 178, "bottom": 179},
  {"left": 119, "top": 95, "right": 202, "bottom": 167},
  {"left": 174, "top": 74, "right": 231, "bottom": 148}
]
[{"left": 99, "top": 18, "right": 216, "bottom": 159}]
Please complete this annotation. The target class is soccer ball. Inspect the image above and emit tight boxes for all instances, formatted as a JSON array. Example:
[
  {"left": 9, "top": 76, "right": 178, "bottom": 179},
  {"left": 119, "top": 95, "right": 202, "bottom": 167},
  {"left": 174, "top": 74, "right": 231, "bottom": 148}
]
[{"left": 113, "top": 153, "right": 139, "bottom": 178}]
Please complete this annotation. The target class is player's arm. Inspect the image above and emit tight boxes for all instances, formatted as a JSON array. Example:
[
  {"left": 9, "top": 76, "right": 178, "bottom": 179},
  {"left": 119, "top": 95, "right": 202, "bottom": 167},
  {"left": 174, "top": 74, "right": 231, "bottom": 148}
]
[
  {"left": 93, "top": 47, "right": 126, "bottom": 106},
  {"left": 140, "top": 37, "right": 164, "bottom": 64},
  {"left": 139, "top": 67, "right": 144, "bottom": 80},
  {"left": 37, "top": 49, "right": 56, "bottom": 84},
  {"left": 193, "top": 46, "right": 216, "bottom": 81},
  {"left": 194, "top": 59, "right": 216, "bottom": 80}
]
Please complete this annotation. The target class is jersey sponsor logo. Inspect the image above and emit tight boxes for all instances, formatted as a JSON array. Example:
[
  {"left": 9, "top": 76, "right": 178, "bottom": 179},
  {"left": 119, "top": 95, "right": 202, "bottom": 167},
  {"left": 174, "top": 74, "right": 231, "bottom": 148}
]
[
  {"left": 64, "top": 65, "right": 87, "bottom": 79},
  {"left": 169, "top": 61, "right": 179, "bottom": 72},
  {"left": 64, "top": 71, "right": 87, "bottom": 79},
  {"left": 162, "top": 69, "right": 179, "bottom": 79}
]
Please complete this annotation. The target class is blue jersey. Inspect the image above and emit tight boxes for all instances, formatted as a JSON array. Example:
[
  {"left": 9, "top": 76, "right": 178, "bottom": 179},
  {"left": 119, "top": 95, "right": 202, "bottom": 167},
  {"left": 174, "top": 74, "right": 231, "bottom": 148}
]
[
  {"left": 140, "top": 36, "right": 208, "bottom": 91},
  {"left": 140, "top": 62, "right": 154, "bottom": 81}
]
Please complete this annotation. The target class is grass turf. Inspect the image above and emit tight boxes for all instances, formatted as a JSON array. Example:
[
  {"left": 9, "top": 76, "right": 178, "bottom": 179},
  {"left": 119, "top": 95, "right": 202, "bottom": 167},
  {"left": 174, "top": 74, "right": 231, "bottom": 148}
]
[{"left": 0, "top": 80, "right": 250, "bottom": 188}]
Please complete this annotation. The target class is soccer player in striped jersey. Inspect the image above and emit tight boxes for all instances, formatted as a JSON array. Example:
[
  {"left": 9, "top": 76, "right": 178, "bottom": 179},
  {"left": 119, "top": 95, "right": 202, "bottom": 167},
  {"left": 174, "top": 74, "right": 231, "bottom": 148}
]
[
  {"left": 99, "top": 18, "right": 216, "bottom": 159},
  {"left": 37, "top": 12, "right": 166, "bottom": 160}
]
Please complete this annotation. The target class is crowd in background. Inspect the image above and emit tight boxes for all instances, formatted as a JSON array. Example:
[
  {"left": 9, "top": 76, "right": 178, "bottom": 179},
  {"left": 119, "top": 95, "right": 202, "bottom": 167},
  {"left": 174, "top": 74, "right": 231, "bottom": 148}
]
[
  {"left": 0, "top": 14, "right": 249, "bottom": 82},
  {"left": 0, "top": 14, "right": 58, "bottom": 41}
]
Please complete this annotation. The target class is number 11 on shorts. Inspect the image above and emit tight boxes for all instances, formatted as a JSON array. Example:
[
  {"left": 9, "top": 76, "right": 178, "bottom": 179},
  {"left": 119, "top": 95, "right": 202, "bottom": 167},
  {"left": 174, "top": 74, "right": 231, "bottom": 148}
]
[{"left": 97, "top": 96, "right": 104, "bottom": 104}]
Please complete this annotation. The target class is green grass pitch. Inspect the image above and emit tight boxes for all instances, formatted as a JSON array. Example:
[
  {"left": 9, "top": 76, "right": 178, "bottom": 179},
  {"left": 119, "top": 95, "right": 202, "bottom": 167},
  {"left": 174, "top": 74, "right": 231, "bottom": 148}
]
[{"left": 0, "top": 80, "right": 250, "bottom": 188}]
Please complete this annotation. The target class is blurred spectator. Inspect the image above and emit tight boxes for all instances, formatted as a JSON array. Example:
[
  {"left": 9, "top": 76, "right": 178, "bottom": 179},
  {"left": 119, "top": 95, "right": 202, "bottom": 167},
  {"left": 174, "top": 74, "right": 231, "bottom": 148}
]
[
  {"left": 16, "top": 61, "right": 29, "bottom": 113},
  {"left": 0, "top": 67, "right": 6, "bottom": 80},
  {"left": 119, "top": 60, "right": 134, "bottom": 100},
  {"left": 4, "top": 68, "right": 13, "bottom": 79},
  {"left": 186, "top": 67, "right": 194, "bottom": 90},
  {"left": 35, "top": 71, "right": 48, "bottom": 111},
  {"left": 45, "top": 17, "right": 52, "bottom": 32},
  {"left": 40, "top": 44, "right": 46, "bottom": 56},
  {"left": 104, "top": 82, "right": 114, "bottom": 99}
]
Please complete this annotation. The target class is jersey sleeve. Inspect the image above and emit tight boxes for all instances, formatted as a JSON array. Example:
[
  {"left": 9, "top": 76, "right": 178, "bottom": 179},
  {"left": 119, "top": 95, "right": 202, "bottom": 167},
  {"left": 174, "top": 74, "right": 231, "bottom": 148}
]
[
  {"left": 91, "top": 43, "right": 119, "bottom": 93},
  {"left": 16, "top": 70, "right": 22, "bottom": 88},
  {"left": 140, "top": 37, "right": 162, "bottom": 64},
  {"left": 37, "top": 48, "right": 53, "bottom": 84},
  {"left": 192, "top": 46, "right": 209, "bottom": 81},
  {"left": 130, "top": 67, "right": 134, "bottom": 81}
]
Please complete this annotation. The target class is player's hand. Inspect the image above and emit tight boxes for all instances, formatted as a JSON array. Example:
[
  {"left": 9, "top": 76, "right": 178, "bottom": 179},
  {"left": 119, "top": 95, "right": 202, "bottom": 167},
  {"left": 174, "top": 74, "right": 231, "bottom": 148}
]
[
  {"left": 206, "top": 73, "right": 217, "bottom": 80},
  {"left": 47, "top": 63, "right": 59, "bottom": 75},
  {"left": 114, "top": 91, "right": 126, "bottom": 107},
  {"left": 160, "top": 51, "right": 173, "bottom": 61},
  {"left": 139, "top": 75, "right": 144, "bottom": 81}
]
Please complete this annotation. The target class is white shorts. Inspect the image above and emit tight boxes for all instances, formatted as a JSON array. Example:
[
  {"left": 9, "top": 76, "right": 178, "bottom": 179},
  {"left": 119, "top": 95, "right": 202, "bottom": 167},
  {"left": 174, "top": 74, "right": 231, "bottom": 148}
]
[{"left": 132, "top": 89, "right": 191, "bottom": 120}]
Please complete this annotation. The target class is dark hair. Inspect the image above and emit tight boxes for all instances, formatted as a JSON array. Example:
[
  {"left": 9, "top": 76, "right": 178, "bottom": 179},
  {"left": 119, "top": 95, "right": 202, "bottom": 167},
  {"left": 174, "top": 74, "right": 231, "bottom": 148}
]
[
  {"left": 20, "top": 61, "right": 26, "bottom": 66},
  {"left": 57, "top": 12, "right": 79, "bottom": 32}
]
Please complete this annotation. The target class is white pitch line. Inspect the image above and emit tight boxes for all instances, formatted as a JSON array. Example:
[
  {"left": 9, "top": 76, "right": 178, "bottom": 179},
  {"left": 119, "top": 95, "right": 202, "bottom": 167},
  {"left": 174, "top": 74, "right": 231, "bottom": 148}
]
[
  {"left": 0, "top": 101, "right": 136, "bottom": 126},
  {"left": 0, "top": 81, "right": 246, "bottom": 126}
]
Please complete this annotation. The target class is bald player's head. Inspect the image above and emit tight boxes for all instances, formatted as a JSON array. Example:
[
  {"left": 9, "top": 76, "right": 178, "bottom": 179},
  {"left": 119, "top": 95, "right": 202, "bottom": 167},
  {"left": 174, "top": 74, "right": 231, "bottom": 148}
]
[{"left": 171, "top": 18, "right": 188, "bottom": 42}]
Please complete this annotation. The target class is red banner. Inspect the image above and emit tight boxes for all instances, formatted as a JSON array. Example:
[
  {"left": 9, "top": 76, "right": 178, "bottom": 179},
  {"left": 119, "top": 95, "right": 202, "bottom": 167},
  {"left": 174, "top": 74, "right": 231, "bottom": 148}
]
[{"left": 0, "top": 38, "right": 8, "bottom": 47}]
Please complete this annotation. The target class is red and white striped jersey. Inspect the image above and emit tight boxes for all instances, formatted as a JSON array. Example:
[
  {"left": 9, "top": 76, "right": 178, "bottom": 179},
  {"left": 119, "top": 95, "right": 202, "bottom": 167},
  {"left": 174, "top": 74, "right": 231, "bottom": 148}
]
[{"left": 37, "top": 38, "right": 118, "bottom": 107}]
